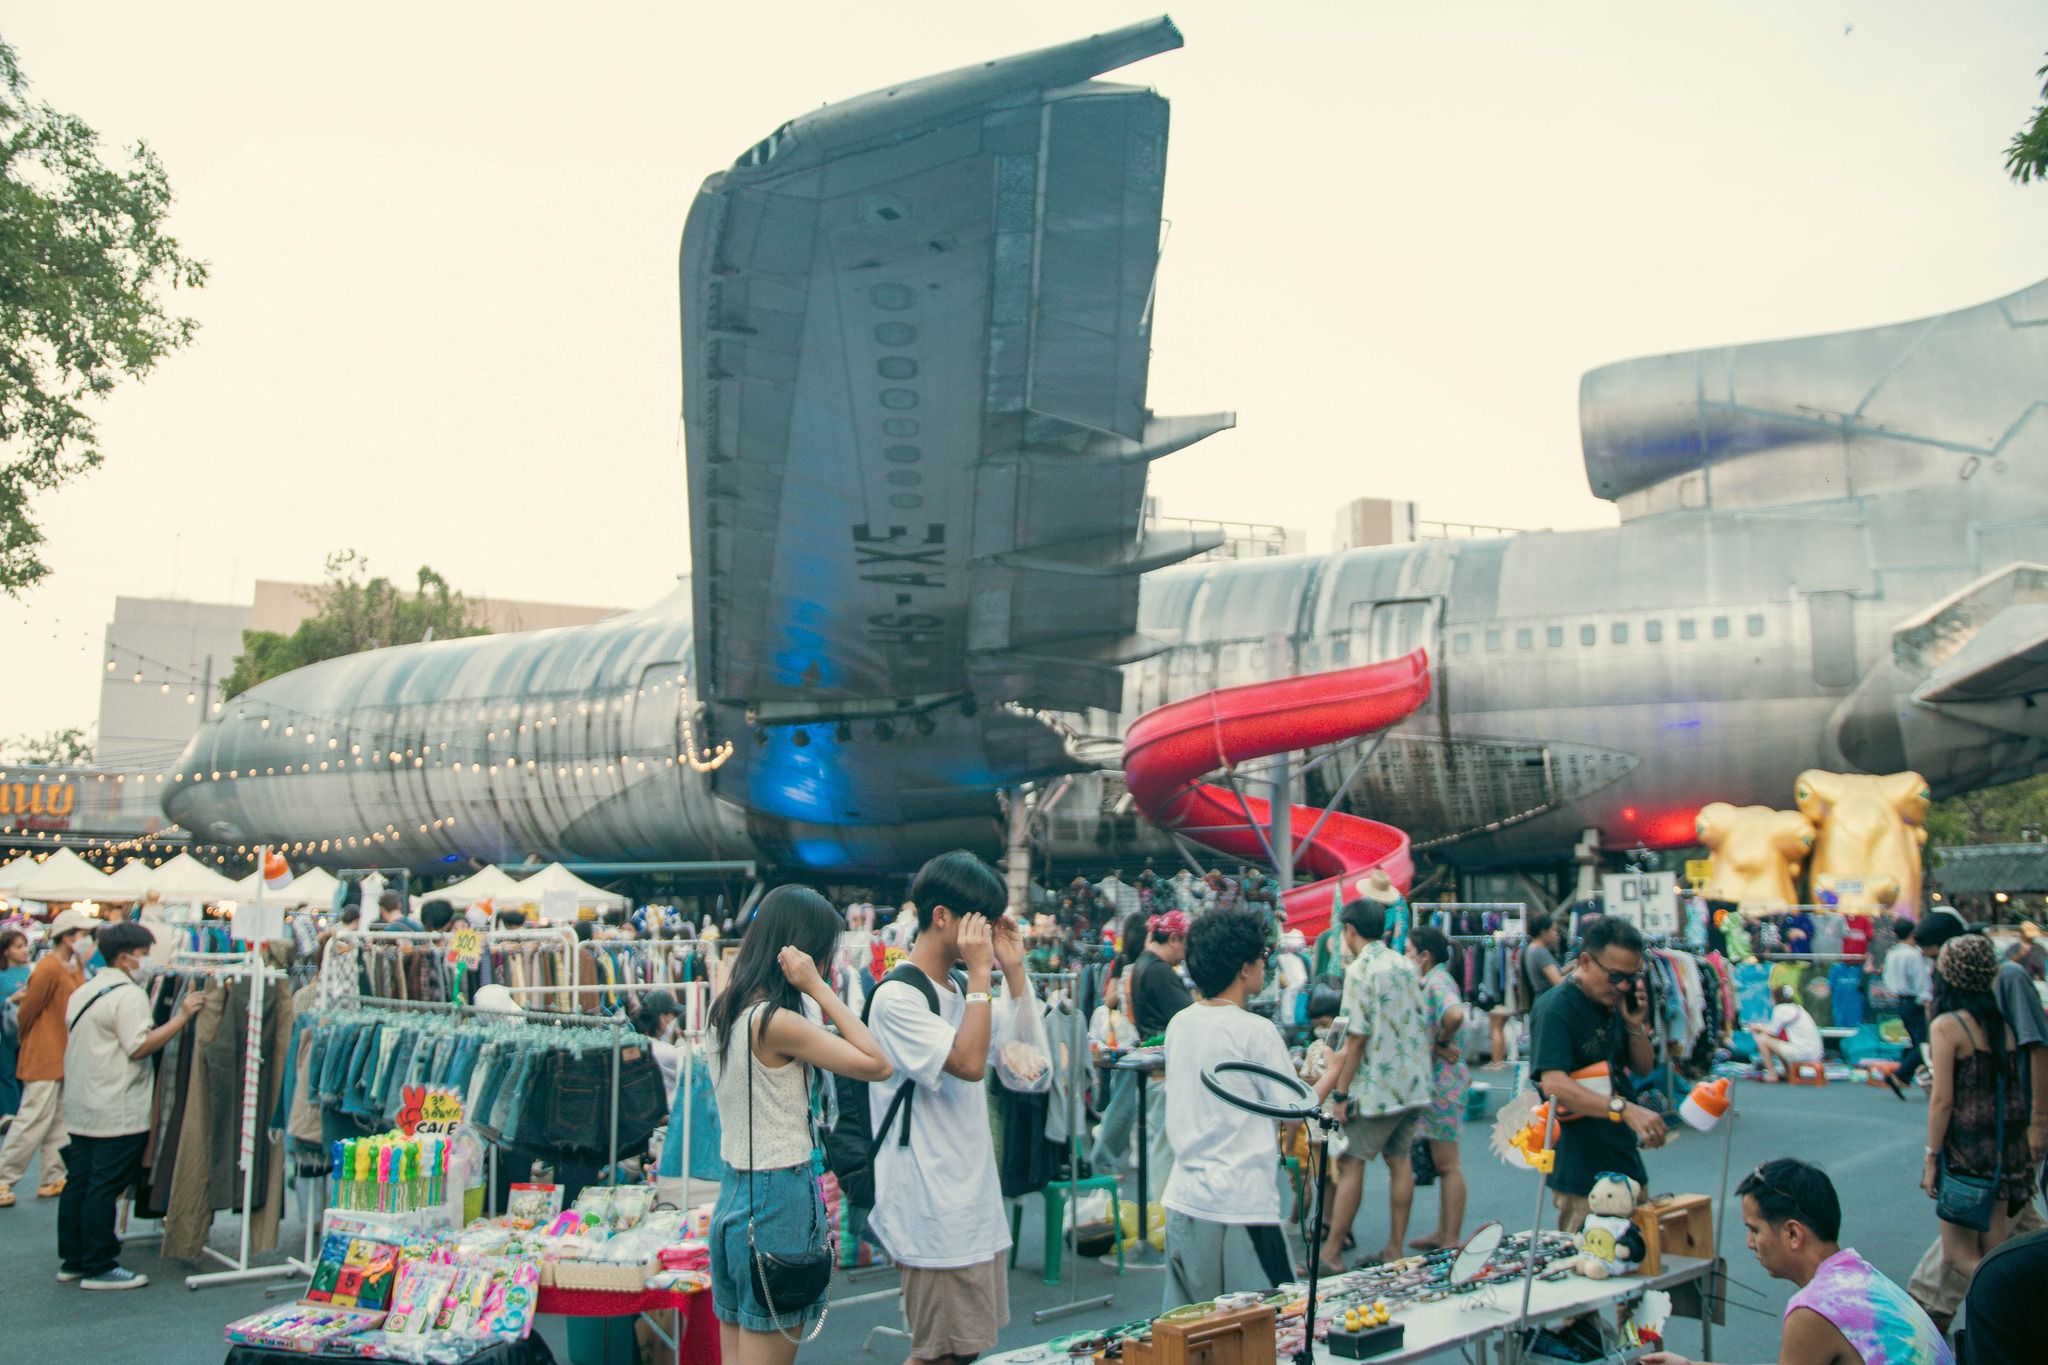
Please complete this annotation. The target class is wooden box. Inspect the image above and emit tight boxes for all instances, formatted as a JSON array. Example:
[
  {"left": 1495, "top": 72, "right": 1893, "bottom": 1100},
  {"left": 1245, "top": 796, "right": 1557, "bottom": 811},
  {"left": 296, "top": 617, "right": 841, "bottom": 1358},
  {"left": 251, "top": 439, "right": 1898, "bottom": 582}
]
[
  {"left": 1115, "top": 1305, "right": 1277, "bottom": 1365},
  {"left": 1629, "top": 1193, "right": 1713, "bottom": 1276}
]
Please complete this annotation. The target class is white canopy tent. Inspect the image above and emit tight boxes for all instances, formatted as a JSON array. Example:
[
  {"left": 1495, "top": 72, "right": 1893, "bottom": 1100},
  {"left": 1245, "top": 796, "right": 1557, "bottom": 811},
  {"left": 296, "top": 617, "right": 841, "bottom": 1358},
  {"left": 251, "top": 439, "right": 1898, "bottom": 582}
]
[
  {"left": 141, "top": 851, "right": 245, "bottom": 904},
  {"left": 233, "top": 864, "right": 341, "bottom": 909},
  {"left": 433, "top": 865, "right": 527, "bottom": 909},
  {"left": 14, "top": 848, "right": 115, "bottom": 903},
  {"left": 0, "top": 853, "right": 42, "bottom": 895},
  {"left": 101, "top": 859, "right": 159, "bottom": 900},
  {"left": 514, "top": 863, "right": 630, "bottom": 915}
]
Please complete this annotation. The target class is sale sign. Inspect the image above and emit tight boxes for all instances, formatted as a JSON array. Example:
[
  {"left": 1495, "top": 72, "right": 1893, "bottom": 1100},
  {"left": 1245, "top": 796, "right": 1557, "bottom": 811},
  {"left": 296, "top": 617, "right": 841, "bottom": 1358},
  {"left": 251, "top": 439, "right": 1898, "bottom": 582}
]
[{"left": 396, "top": 1086, "right": 465, "bottom": 1138}]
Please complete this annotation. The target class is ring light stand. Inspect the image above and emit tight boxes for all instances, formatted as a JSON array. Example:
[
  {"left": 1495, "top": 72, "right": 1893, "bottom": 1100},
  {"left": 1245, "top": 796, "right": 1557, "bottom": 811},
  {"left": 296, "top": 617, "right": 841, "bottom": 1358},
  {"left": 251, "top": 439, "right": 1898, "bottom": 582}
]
[{"left": 1202, "top": 1061, "right": 1339, "bottom": 1365}]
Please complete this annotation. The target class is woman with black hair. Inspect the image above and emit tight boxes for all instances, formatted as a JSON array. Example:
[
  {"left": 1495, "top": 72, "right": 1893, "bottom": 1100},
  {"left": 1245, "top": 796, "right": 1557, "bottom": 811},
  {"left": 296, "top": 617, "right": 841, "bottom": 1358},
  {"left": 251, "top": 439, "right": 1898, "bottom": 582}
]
[
  {"left": 705, "top": 886, "right": 891, "bottom": 1362},
  {"left": 1923, "top": 932, "right": 2034, "bottom": 1286}
]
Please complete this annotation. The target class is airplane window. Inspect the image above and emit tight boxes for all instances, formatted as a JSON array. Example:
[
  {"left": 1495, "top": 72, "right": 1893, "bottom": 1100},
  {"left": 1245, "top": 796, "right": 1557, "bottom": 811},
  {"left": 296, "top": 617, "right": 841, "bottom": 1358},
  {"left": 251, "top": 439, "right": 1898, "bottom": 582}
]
[
  {"left": 1747, "top": 614, "right": 1765, "bottom": 638},
  {"left": 1547, "top": 626, "right": 1564, "bottom": 648},
  {"left": 1516, "top": 628, "right": 1533, "bottom": 650},
  {"left": 1484, "top": 630, "right": 1501, "bottom": 652},
  {"left": 1579, "top": 624, "right": 1596, "bottom": 646},
  {"left": 1645, "top": 620, "right": 1663, "bottom": 643},
  {"left": 1678, "top": 618, "right": 1696, "bottom": 641},
  {"left": 1453, "top": 633, "right": 1471, "bottom": 655},
  {"left": 1331, "top": 638, "right": 1349, "bottom": 662},
  {"left": 1611, "top": 622, "right": 1629, "bottom": 644},
  {"left": 1713, "top": 617, "right": 1730, "bottom": 639},
  {"left": 1304, "top": 641, "right": 1321, "bottom": 667}
]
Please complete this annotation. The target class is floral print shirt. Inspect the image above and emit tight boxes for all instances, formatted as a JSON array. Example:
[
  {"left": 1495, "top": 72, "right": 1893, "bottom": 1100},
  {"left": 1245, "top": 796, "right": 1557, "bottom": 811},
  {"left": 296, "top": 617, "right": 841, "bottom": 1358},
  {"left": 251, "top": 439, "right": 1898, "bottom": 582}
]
[{"left": 1338, "top": 940, "right": 1430, "bottom": 1116}]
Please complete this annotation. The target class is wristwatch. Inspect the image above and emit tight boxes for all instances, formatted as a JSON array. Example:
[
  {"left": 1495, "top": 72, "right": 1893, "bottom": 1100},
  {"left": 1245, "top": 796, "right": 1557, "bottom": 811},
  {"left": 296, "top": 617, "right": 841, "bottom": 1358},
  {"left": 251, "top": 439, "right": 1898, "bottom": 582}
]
[{"left": 1607, "top": 1096, "right": 1627, "bottom": 1123}]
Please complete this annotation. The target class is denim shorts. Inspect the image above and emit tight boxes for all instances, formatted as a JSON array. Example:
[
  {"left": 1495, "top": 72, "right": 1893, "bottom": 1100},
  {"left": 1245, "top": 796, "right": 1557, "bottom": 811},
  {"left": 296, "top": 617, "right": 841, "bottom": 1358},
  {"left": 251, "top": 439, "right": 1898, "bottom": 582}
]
[{"left": 710, "top": 1163, "right": 827, "bottom": 1333}]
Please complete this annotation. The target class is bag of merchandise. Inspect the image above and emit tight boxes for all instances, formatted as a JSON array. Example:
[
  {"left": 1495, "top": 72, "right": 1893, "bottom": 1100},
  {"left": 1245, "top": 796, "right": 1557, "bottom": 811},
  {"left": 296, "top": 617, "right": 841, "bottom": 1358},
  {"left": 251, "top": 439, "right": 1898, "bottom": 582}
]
[{"left": 995, "top": 991, "right": 1054, "bottom": 1094}]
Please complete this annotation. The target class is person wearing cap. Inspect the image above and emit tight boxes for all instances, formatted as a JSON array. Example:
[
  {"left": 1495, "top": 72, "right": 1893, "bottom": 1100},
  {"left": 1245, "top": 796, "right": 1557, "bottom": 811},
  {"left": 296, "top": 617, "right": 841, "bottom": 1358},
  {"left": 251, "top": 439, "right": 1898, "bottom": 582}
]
[
  {"left": 0, "top": 909, "right": 97, "bottom": 1207},
  {"left": 633, "top": 990, "right": 684, "bottom": 1103},
  {"left": 1923, "top": 933, "right": 2037, "bottom": 1287}
]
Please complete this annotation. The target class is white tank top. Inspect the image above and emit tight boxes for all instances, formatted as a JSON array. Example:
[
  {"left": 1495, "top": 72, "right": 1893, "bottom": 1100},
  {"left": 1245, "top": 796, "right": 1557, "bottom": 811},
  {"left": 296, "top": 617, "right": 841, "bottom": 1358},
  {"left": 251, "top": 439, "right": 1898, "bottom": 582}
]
[{"left": 708, "top": 1002, "right": 814, "bottom": 1170}]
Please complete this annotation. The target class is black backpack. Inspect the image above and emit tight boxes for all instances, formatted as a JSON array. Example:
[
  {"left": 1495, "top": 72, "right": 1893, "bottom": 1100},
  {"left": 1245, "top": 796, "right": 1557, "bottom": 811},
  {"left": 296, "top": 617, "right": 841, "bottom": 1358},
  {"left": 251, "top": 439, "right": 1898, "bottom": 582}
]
[{"left": 825, "top": 963, "right": 962, "bottom": 1211}]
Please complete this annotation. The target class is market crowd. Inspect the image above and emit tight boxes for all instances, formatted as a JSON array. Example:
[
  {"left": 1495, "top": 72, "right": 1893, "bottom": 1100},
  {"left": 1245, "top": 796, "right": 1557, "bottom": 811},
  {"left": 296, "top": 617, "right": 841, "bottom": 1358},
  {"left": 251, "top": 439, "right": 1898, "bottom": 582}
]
[{"left": 0, "top": 856, "right": 2040, "bottom": 1365}]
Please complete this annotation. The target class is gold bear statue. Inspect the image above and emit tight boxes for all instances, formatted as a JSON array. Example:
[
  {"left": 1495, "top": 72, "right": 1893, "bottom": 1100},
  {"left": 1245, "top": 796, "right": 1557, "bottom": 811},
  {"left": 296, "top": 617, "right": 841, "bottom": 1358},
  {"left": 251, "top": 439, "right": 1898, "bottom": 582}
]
[
  {"left": 1695, "top": 803, "right": 1815, "bottom": 914},
  {"left": 1793, "top": 770, "right": 1930, "bottom": 915}
]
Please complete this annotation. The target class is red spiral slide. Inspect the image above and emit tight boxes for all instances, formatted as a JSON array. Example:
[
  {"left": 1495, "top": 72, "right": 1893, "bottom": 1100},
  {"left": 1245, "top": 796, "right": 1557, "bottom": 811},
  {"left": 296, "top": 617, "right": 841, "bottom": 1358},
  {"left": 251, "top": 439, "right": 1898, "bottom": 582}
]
[{"left": 1120, "top": 649, "right": 1432, "bottom": 937}]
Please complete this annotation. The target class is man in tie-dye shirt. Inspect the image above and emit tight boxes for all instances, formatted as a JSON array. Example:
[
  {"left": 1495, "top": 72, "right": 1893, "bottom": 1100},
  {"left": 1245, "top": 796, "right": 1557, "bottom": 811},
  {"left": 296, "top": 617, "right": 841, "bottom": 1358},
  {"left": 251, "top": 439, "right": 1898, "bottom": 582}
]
[{"left": 1644, "top": 1157, "right": 1950, "bottom": 1365}]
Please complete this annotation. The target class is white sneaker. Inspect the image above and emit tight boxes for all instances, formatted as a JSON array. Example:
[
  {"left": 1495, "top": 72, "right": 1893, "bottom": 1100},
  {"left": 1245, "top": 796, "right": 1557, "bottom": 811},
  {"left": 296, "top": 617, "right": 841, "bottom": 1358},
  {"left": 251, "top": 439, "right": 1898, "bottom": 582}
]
[
  {"left": 56, "top": 1267, "right": 84, "bottom": 1282},
  {"left": 80, "top": 1267, "right": 148, "bottom": 1291}
]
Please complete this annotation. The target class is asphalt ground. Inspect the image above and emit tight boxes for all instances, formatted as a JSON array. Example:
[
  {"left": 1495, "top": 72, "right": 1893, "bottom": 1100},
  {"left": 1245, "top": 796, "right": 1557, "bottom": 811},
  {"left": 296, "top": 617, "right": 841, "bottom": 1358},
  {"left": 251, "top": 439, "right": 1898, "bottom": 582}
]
[{"left": 0, "top": 1075, "right": 1938, "bottom": 1363}]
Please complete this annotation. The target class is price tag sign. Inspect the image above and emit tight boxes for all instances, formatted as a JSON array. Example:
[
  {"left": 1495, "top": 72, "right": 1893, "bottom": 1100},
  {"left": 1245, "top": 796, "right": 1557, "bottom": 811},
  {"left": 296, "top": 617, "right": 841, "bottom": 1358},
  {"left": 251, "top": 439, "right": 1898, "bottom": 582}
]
[
  {"left": 1684, "top": 859, "right": 1713, "bottom": 890},
  {"left": 398, "top": 1085, "right": 465, "bottom": 1138},
  {"left": 448, "top": 925, "right": 482, "bottom": 967}
]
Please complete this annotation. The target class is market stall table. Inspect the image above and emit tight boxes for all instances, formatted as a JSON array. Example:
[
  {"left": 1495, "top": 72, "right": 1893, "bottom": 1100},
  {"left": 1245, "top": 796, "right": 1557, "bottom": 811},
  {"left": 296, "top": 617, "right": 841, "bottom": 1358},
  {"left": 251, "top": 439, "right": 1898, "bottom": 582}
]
[
  {"left": 982, "top": 1256, "right": 1717, "bottom": 1364},
  {"left": 536, "top": 1283, "right": 720, "bottom": 1365},
  {"left": 226, "top": 1341, "right": 556, "bottom": 1365}
]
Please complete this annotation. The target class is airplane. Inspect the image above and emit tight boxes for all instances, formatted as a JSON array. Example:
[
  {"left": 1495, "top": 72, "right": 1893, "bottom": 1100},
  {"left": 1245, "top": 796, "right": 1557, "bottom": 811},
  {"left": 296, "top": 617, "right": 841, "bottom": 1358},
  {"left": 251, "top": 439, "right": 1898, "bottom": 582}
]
[{"left": 165, "top": 17, "right": 2048, "bottom": 899}]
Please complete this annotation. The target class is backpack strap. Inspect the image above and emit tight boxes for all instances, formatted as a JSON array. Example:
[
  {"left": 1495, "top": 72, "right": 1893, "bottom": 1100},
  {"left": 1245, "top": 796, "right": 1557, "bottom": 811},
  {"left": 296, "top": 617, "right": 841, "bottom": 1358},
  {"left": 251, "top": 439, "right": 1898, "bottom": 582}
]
[{"left": 868, "top": 963, "right": 958, "bottom": 1149}]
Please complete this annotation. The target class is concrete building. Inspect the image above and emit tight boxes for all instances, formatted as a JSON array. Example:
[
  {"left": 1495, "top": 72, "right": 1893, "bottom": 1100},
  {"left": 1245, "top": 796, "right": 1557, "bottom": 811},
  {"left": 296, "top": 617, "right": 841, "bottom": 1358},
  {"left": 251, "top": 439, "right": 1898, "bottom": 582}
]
[{"left": 97, "top": 583, "right": 623, "bottom": 770}]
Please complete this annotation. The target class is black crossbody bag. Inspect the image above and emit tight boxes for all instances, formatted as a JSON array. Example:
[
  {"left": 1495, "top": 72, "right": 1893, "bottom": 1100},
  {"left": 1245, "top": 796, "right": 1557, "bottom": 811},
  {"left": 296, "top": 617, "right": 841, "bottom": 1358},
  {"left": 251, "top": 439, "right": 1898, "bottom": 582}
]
[{"left": 745, "top": 1004, "right": 834, "bottom": 1341}]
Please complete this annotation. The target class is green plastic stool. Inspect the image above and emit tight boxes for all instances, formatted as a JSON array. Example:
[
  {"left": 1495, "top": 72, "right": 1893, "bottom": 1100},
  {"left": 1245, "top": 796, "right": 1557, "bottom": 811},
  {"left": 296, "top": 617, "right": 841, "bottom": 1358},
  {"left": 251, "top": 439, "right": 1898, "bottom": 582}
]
[{"left": 1009, "top": 1175, "right": 1124, "bottom": 1285}]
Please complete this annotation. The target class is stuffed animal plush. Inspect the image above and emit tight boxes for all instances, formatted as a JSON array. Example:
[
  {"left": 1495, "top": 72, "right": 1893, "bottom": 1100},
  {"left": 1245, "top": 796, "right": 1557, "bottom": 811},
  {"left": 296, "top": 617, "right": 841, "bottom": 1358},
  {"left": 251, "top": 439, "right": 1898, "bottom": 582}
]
[{"left": 1571, "top": 1173, "right": 1647, "bottom": 1279}]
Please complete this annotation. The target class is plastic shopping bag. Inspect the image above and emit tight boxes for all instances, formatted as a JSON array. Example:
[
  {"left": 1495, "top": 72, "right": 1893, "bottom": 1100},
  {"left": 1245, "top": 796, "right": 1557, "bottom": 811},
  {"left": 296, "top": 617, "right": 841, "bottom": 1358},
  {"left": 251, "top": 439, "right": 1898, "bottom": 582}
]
[{"left": 995, "top": 991, "right": 1054, "bottom": 1094}]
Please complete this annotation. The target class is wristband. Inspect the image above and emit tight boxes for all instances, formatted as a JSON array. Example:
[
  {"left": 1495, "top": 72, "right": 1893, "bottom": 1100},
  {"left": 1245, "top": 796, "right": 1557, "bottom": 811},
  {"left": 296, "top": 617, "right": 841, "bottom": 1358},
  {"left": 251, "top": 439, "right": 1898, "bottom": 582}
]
[{"left": 963, "top": 992, "right": 991, "bottom": 1005}]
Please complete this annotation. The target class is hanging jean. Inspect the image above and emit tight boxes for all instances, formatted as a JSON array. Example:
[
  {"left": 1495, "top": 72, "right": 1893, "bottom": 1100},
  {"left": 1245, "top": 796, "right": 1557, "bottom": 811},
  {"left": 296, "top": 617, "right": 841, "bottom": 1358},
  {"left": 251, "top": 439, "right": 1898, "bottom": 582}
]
[
  {"left": 1090, "top": 1069, "right": 1140, "bottom": 1174},
  {"left": 658, "top": 1052, "right": 722, "bottom": 1182}
]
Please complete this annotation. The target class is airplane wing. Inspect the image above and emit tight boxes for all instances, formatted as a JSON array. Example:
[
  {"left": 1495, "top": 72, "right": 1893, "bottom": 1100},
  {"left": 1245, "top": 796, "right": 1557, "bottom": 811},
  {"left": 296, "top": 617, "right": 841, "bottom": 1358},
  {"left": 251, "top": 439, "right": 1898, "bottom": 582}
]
[
  {"left": 680, "top": 15, "right": 1232, "bottom": 751},
  {"left": 1912, "top": 603, "right": 2048, "bottom": 704}
]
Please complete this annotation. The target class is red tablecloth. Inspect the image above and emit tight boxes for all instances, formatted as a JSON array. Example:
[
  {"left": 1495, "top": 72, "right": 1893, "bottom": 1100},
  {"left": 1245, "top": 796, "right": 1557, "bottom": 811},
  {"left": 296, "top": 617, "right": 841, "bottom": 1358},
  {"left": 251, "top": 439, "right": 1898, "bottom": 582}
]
[{"left": 536, "top": 1284, "right": 720, "bottom": 1364}]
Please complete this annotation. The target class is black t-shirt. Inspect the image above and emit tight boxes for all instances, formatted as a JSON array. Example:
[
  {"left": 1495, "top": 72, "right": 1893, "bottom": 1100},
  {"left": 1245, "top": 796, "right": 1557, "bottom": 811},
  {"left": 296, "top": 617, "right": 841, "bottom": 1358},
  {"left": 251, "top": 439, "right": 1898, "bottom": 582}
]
[
  {"left": 1128, "top": 952, "right": 1193, "bottom": 1038},
  {"left": 1527, "top": 980, "right": 1645, "bottom": 1197},
  {"left": 1964, "top": 1228, "right": 2048, "bottom": 1364}
]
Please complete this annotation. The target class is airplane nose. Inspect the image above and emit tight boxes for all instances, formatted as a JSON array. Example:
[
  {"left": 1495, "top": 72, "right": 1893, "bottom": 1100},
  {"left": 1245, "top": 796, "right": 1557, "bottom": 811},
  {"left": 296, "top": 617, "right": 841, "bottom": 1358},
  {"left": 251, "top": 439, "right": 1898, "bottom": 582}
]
[{"left": 162, "top": 723, "right": 250, "bottom": 843}]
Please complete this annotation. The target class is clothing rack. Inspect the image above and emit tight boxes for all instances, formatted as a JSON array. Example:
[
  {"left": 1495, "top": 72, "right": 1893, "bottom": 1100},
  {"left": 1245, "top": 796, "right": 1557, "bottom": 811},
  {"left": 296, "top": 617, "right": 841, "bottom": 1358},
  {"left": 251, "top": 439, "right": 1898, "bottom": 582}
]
[
  {"left": 176, "top": 906, "right": 307, "bottom": 1291},
  {"left": 312, "top": 989, "right": 641, "bottom": 1190},
  {"left": 317, "top": 925, "right": 582, "bottom": 1010},
  {"left": 1026, "top": 969, "right": 1114, "bottom": 1324}
]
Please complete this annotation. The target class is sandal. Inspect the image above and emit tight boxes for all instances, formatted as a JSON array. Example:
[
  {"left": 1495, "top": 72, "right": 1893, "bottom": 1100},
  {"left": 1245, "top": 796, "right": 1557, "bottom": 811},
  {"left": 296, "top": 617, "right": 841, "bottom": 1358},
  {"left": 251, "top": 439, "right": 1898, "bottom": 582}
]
[
  {"left": 35, "top": 1179, "right": 64, "bottom": 1198},
  {"left": 0, "top": 1184, "right": 14, "bottom": 1208}
]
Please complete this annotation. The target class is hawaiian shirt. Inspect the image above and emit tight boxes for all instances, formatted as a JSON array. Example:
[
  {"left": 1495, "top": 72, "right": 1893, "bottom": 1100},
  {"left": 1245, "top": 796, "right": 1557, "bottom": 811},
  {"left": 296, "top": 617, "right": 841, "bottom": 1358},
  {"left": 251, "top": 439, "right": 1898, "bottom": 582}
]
[{"left": 1338, "top": 940, "right": 1430, "bottom": 1116}]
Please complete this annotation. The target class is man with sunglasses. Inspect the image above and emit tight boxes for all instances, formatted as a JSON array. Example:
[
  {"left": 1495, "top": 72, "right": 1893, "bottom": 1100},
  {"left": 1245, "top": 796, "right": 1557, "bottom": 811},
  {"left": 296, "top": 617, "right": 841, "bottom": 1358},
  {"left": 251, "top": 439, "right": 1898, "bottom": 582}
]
[
  {"left": 1528, "top": 916, "right": 1666, "bottom": 1231},
  {"left": 1644, "top": 1157, "right": 1951, "bottom": 1365}
]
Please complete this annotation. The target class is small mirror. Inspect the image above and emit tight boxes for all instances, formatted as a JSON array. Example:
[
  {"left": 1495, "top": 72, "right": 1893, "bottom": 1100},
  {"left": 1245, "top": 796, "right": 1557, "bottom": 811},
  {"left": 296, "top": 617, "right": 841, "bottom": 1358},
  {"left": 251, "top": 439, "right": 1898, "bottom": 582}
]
[{"left": 1449, "top": 1220, "right": 1504, "bottom": 1285}]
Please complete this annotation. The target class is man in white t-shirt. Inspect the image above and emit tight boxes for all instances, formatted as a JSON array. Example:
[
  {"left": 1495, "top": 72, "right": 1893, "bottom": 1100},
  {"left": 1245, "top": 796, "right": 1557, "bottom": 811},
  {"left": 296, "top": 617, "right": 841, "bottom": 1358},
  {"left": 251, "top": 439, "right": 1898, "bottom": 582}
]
[
  {"left": 1161, "top": 909, "right": 1297, "bottom": 1309},
  {"left": 1750, "top": 985, "right": 1824, "bottom": 1081},
  {"left": 866, "top": 851, "right": 1033, "bottom": 1365}
]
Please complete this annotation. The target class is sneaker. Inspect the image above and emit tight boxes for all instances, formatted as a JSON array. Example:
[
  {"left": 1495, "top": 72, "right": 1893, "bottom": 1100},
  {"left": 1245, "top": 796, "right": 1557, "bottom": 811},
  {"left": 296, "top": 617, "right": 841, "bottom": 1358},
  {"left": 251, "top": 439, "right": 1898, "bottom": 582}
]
[
  {"left": 56, "top": 1267, "right": 84, "bottom": 1282},
  {"left": 80, "top": 1267, "right": 148, "bottom": 1291}
]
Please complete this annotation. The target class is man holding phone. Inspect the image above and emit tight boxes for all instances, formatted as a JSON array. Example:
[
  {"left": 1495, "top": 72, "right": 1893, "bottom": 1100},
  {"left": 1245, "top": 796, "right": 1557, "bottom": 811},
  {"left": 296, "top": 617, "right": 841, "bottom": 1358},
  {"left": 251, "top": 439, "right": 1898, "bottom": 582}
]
[{"left": 1528, "top": 916, "right": 1667, "bottom": 1231}]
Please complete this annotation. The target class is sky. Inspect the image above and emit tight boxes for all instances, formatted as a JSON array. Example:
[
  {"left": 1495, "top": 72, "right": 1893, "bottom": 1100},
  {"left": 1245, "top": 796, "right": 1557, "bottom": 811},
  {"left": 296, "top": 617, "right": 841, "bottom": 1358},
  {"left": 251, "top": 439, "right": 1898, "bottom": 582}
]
[{"left": 1, "top": 0, "right": 2044, "bottom": 743}]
